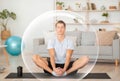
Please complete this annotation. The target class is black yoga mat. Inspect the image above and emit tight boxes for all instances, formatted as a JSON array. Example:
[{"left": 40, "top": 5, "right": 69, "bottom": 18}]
[{"left": 5, "top": 73, "right": 111, "bottom": 79}]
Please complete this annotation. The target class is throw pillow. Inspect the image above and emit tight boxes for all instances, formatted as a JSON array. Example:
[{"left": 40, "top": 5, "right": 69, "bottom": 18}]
[{"left": 96, "top": 31, "right": 116, "bottom": 46}]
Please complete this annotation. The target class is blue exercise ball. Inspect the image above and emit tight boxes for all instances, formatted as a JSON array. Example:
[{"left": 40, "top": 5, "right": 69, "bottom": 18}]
[{"left": 5, "top": 36, "right": 22, "bottom": 56}]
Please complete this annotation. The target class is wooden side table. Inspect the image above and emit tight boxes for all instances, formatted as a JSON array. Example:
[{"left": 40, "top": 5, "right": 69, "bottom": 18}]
[{"left": 0, "top": 45, "right": 9, "bottom": 65}]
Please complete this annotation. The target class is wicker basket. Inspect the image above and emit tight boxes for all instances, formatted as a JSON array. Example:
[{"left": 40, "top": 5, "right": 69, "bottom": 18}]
[{"left": 1, "top": 30, "right": 11, "bottom": 40}]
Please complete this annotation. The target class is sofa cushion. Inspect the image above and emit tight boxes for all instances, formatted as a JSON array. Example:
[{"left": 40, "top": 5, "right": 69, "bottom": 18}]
[
  {"left": 44, "top": 31, "right": 78, "bottom": 46},
  {"left": 44, "top": 31, "right": 55, "bottom": 45},
  {"left": 65, "top": 31, "right": 81, "bottom": 46},
  {"left": 96, "top": 31, "right": 116, "bottom": 46},
  {"left": 66, "top": 36, "right": 77, "bottom": 46},
  {"left": 33, "top": 38, "right": 44, "bottom": 45},
  {"left": 81, "top": 32, "right": 96, "bottom": 46}
]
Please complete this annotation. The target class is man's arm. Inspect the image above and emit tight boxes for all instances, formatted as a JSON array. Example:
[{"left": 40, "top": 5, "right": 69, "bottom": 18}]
[
  {"left": 63, "top": 49, "right": 73, "bottom": 71},
  {"left": 48, "top": 48, "right": 56, "bottom": 70},
  {"left": 49, "top": 49, "right": 62, "bottom": 75}
]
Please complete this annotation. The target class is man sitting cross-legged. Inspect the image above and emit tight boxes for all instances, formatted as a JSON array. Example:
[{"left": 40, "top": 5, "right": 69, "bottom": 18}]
[{"left": 32, "top": 20, "right": 89, "bottom": 76}]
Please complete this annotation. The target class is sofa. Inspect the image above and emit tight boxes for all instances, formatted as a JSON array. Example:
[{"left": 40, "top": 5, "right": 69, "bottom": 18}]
[{"left": 33, "top": 31, "right": 120, "bottom": 63}]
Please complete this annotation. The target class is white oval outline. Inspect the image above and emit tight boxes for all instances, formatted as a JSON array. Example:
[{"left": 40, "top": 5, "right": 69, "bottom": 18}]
[{"left": 21, "top": 10, "right": 99, "bottom": 81}]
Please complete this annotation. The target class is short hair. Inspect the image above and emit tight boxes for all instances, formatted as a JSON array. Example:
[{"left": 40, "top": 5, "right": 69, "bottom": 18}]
[{"left": 55, "top": 20, "right": 66, "bottom": 28}]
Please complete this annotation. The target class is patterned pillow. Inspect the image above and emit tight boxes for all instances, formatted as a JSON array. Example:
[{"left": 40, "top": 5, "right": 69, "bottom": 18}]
[{"left": 96, "top": 31, "right": 116, "bottom": 46}]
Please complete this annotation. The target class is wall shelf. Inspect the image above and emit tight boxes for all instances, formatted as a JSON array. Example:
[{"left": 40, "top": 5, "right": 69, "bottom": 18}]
[
  {"left": 73, "top": 9, "right": 120, "bottom": 12},
  {"left": 66, "top": 23, "right": 120, "bottom": 25},
  {"left": 54, "top": 0, "right": 120, "bottom": 30}
]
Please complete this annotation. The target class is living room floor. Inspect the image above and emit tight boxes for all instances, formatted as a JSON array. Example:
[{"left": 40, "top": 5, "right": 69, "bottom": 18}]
[{"left": 0, "top": 54, "right": 120, "bottom": 81}]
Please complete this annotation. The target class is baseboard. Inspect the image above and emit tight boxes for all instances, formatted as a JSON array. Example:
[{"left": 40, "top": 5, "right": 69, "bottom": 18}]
[{"left": 89, "top": 59, "right": 120, "bottom": 63}]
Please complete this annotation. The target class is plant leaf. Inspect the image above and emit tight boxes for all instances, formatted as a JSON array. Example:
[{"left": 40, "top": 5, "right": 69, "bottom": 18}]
[
  {"left": 2, "top": 9, "right": 9, "bottom": 19},
  {"left": 10, "top": 12, "right": 16, "bottom": 20}
]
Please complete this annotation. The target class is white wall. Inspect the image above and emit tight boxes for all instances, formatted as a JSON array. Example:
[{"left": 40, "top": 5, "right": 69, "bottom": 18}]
[
  {"left": 0, "top": 0, "right": 54, "bottom": 37},
  {"left": 0, "top": 0, "right": 120, "bottom": 37},
  {"left": 0, "top": 0, "right": 120, "bottom": 51}
]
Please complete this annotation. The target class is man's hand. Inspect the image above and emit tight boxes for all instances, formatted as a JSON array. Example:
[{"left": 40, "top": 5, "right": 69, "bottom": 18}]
[
  {"left": 53, "top": 67, "right": 65, "bottom": 76},
  {"left": 59, "top": 68, "right": 66, "bottom": 74}
]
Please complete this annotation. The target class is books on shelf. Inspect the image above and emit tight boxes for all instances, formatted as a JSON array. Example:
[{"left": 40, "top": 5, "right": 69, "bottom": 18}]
[
  {"left": 91, "top": 3, "right": 96, "bottom": 10},
  {"left": 87, "top": 2, "right": 96, "bottom": 10}
]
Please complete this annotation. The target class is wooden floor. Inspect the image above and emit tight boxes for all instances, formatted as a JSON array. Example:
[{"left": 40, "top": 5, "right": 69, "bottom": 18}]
[{"left": 0, "top": 54, "right": 120, "bottom": 81}]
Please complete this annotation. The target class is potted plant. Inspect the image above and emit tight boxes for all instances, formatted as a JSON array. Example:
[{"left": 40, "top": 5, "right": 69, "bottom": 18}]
[
  {"left": 101, "top": 12, "right": 109, "bottom": 23},
  {"left": 0, "top": 9, "right": 16, "bottom": 40},
  {"left": 56, "top": 1, "right": 64, "bottom": 10}
]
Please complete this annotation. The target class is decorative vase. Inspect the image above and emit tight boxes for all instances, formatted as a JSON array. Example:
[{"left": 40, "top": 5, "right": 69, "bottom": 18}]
[
  {"left": 75, "top": 3, "right": 81, "bottom": 11},
  {"left": 1, "top": 30, "right": 11, "bottom": 40},
  {"left": 101, "top": 17, "right": 109, "bottom": 23},
  {"left": 104, "top": 17, "right": 108, "bottom": 21}
]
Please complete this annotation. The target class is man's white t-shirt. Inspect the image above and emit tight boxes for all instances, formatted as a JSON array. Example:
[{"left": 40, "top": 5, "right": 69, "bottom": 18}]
[{"left": 47, "top": 36, "right": 74, "bottom": 64}]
